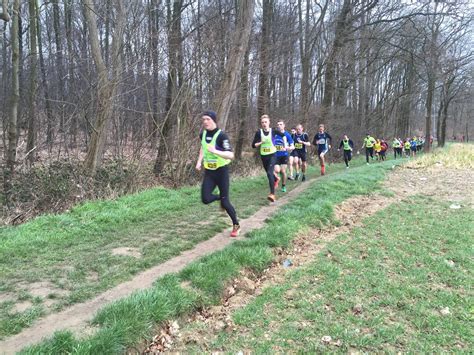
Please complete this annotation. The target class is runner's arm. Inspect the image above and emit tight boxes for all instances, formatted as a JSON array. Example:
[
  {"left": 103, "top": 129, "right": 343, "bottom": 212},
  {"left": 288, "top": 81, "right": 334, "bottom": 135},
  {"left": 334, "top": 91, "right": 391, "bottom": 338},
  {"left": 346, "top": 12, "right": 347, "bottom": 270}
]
[
  {"left": 209, "top": 133, "right": 235, "bottom": 160},
  {"left": 303, "top": 133, "right": 311, "bottom": 146},
  {"left": 208, "top": 148, "right": 234, "bottom": 160},
  {"left": 252, "top": 131, "right": 262, "bottom": 148},
  {"left": 196, "top": 147, "right": 203, "bottom": 171}
]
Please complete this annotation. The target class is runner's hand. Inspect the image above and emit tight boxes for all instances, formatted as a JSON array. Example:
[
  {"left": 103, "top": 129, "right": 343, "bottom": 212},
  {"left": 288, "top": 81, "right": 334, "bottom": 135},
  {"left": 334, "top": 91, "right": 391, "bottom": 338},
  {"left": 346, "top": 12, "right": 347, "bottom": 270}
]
[{"left": 195, "top": 162, "right": 202, "bottom": 171}]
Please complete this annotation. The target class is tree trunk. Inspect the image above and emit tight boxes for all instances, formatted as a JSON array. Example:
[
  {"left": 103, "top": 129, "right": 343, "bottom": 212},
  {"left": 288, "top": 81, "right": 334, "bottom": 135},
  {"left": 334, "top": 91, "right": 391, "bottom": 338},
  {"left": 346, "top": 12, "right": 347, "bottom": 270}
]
[
  {"left": 424, "top": 2, "right": 439, "bottom": 153},
  {"left": 36, "top": 0, "right": 54, "bottom": 149},
  {"left": 52, "top": 0, "right": 66, "bottom": 132},
  {"left": 215, "top": 0, "right": 255, "bottom": 129},
  {"left": 83, "top": 0, "right": 125, "bottom": 174},
  {"left": 26, "top": 0, "right": 38, "bottom": 165},
  {"left": 321, "top": 0, "right": 351, "bottom": 122},
  {"left": 65, "top": 0, "right": 77, "bottom": 144},
  {"left": 153, "top": 0, "right": 183, "bottom": 175},
  {"left": 234, "top": 44, "right": 251, "bottom": 160},
  {"left": 439, "top": 98, "right": 449, "bottom": 147},
  {"left": 149, "top": 0, "right": 160, "bottom": 149},
  {"left": 4, "top": 0, "right": 20, "bottom": 204},
  {"left": 257, "top": 0, "right": 272, "bottom": 118}
]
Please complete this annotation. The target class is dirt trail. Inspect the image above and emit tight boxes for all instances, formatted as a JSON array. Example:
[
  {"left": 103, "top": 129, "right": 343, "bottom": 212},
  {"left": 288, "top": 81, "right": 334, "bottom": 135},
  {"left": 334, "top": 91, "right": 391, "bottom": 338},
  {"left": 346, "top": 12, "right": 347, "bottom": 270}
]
[
  {"left": 0, "top": 177, "right": 317, "bottom": 354},
  {"left": 148, "top": 163, "right": 474, "bottom": 353}
]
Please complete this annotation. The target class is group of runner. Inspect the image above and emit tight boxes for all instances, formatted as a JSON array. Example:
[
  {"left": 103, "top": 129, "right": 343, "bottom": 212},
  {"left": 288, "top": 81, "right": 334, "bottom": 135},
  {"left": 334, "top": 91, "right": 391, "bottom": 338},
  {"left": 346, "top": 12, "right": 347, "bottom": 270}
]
[
  {"left": 363, "top": 135, "right": 425, "bottom": 162},
  {"left": 195, "top": 110, "right": 424, "bottom": 238}
]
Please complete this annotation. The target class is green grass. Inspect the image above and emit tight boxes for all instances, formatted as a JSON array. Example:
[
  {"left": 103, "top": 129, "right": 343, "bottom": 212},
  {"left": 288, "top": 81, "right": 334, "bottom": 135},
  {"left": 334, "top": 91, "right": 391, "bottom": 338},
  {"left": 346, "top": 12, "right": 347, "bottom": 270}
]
[
  {"left": 0, "top": 154, "right": 372, "bottom": 338},
  {"left": 21, "top": 159, "right": 399, "bottom": 354},
  {"left": 202, "top": 197, "right": 473, "bottom": 353}
]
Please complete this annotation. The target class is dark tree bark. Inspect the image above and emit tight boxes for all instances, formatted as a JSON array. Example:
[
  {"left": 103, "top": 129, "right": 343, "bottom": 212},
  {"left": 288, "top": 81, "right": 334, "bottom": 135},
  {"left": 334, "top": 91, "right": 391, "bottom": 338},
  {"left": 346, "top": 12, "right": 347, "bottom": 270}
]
[
  {"left": 26, "top": 0, "right": 38, "bottom": 165},
  {"left": 4, "top": 0, "right": 20, "bottom": 204},
  {"left": 257, "top": 0, "right": 272, "bottom": 118}
]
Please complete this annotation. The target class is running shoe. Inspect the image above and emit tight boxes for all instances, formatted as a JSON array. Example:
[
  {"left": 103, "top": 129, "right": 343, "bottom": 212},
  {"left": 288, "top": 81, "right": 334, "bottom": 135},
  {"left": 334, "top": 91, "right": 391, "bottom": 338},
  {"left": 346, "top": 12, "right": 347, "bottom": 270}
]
[
  {"left": 267, "top": 194, "right": 276, "bottom": 202},
  {"left": 230, "top": 224, "right": 240, "bottom": 238},
  {"left": 274, "top": 175, "right": 280, "bottom": 189},
  {"left": 301, "top": 175, "right": 306, "bottom": 182},
  {"left": 281, "top": 186, "right": 287, "bottom": 193},
  {"left": 295, "top": 173, "right": 300, "bottom": 180},
  {"left": 288, "top": 176, "right": 295, "bottom": 181}
]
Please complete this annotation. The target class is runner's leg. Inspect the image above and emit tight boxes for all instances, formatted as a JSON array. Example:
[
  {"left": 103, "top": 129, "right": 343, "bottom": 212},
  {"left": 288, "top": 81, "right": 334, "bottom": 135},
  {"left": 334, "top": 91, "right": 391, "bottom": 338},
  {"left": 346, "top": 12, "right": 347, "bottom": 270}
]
[
  {"left": 201, "top": 170, "right": 219, "bottom": 204},
  {"left": 261, "top": 154, "right": 276, "bottom": 194},
  {"left": 215, "top": 167, "right": 238, "bottom": 225}
]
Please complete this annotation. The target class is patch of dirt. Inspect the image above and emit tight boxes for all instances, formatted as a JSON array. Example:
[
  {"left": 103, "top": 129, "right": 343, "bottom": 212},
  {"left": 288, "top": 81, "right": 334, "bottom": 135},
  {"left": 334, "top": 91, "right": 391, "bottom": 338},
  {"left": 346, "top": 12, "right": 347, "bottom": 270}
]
[
  {"left": 28, "top": 282, "right": 69, "bottom": 299},
  {"left": 12, "top": 301, "right": 33, "bottom": 313},
  {"left": 0, "top": 293, "right": 15, "bottom": 304},
  {"left": 386, "top": 165, "right": 474, "bottom": 204},
  {"left": 86, "top": 272, "right": 99, "bottom": 282},
  {"left": 111, "top": 247, "right": 142, "bottom": 258}
]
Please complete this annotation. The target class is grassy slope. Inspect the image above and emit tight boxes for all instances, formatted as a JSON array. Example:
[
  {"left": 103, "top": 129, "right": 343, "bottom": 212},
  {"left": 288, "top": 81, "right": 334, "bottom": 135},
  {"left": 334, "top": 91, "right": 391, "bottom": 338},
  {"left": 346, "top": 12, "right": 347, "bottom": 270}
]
[
  {"left": 0, "top": 156, "right": 367, "bottom": 337},
  {"left": 209, "top": 197, "right": 473, "bottom": 353},
  {"left": 22, "top": 159, "right": 398, "bottom": 354}
]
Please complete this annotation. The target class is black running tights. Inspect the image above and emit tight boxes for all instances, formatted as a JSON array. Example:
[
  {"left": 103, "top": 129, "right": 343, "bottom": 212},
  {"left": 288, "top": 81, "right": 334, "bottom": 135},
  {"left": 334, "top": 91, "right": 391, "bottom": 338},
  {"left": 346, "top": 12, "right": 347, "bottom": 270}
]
[{"left": 201, "top": 166, "right": 238, "bottom": 225}]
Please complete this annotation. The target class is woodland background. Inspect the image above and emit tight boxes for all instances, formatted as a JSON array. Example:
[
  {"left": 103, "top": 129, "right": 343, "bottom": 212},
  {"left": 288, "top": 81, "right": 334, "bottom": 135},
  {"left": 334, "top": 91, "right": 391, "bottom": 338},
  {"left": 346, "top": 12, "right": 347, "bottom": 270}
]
[{"left": 0, "top": 0, "right": 472, "bottom": 223}]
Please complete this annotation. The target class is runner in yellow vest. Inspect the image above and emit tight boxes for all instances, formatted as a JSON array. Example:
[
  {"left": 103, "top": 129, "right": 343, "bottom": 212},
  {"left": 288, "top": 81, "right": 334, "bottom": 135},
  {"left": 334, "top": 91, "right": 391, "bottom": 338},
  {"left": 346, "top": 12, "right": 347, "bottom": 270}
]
[
  {"left": 392, "top": 137, "right": 402, "bottom": 159},
  {"left": 252, "top": 114, "right": 278, "bottom": 202},
  {"left": 337, "top": 135, "right": 354, "bottom": 168},
  {"left": 361, "top": 134, "right": 376, "bottom": 164},
  {"left": 374, "top": 139, "right": 382, "bottom": 161},
  {"left": 404, "top": 139, "right": 411, "bottom": 158},
  {"left": 196, "top": 111, "right": 240, "bottom": 237}
]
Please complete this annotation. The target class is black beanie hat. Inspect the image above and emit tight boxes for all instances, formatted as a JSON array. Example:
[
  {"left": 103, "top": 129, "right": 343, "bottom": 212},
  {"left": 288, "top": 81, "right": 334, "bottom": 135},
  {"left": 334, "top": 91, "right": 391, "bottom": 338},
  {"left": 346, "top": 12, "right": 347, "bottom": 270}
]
[{"left": 202, "top": 110, "right": 217, "bottom": 123}]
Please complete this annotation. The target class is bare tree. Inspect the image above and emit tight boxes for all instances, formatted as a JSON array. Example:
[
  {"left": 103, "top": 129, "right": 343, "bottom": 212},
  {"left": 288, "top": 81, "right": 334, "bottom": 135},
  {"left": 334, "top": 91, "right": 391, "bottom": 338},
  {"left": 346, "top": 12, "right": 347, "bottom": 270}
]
[
  {"left": 3, "top": 0, "right": 20, "bottom": 203},
  {"left": 215, "top": 0, "right": 255, "bottom": 129},
  {"left": 83, "top": 0, "right": 126, "bottom": 174},
  {"left": 26, "top": 0, "right": 38, "bottom": 165}
]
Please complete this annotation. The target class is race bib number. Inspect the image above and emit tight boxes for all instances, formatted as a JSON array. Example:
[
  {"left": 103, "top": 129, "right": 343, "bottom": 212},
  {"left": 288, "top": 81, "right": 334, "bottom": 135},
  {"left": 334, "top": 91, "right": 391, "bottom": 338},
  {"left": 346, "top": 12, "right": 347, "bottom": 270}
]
[
  {"left": 317, "top": 138, "right": 326, "bottom": 145},
  {"left": 205, "top": 161, "right": 218, "bottom": 170},
  {"left": 295, "top": 143, "right": 303, "bottom": 149},
  {"left": 262, "top": 147, "right": 272, "bottom": 153},
  {"left": 275, "top": 145, "right": 285, "bottom": 151}
]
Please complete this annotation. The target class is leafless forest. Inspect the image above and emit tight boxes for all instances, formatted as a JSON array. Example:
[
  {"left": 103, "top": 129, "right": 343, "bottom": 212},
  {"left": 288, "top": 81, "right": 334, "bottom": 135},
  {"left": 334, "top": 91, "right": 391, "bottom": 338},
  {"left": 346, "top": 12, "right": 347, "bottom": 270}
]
[{"left": 0, "top": 0, "right": 473, "bottom": 221}]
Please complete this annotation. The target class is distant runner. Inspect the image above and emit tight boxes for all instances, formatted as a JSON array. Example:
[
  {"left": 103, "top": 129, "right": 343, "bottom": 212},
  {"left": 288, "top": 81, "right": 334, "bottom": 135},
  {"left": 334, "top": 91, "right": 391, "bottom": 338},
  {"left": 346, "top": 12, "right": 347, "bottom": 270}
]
[
  {"left": 196, "top": 110, "right": 240, "bottom": 237},
  {"left": 410, "top": 137, "right": 417, "bottom": 157},
  {"left": 292, "top": 124, "right": 311, "bottom": 181},
  {"left": 338, "top": 134, "right": 354, "bottom": 168},
  {"left": 274, "top": 120, "right": 294, "bottom": 192},
  {"left": 252, "top": 114, "right": 277, "bottom": 202},
  {"left": 374, "top": 139, "right": 382, "bottom": 161},
  {"left": 392, "top": 137, "right": 402, "bottom": 159},
  {"left": 380, "top": 139, "right": 388, "bottom": 161},
  {"left": 288, "top": 127, "right": 299, "bottom": 181},
  {"left": 312, "top": 124, "right": 332, "bottom": 175},
  {"left": 404, "top": 139, "right": 411, "bottom": 157},
  {"left": 361, "top": 134, "right": 376, "bottom": 164}
]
